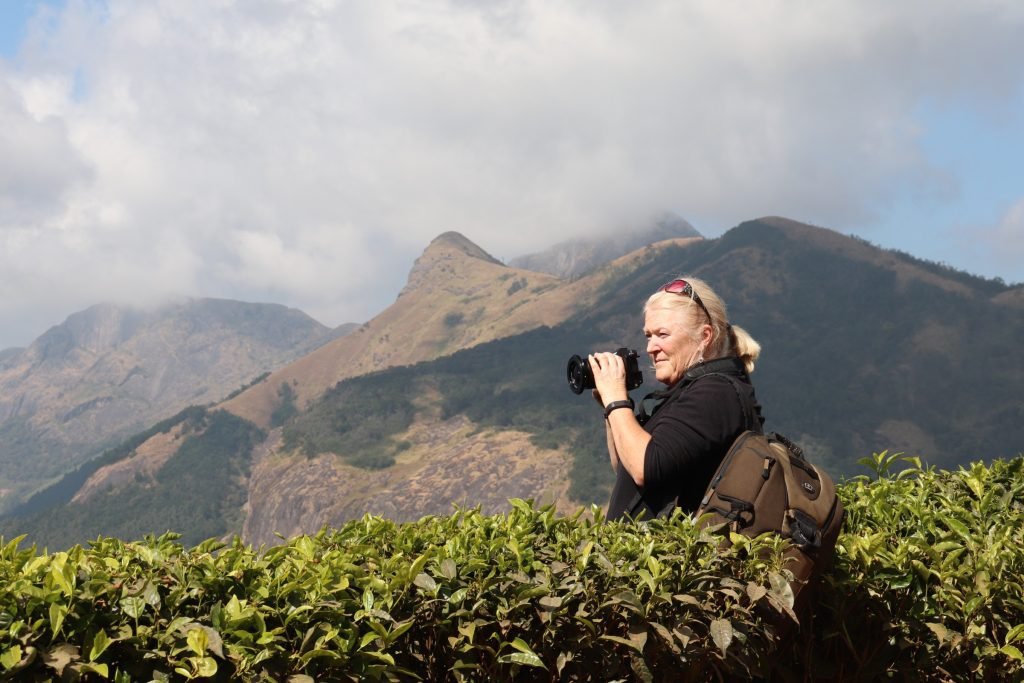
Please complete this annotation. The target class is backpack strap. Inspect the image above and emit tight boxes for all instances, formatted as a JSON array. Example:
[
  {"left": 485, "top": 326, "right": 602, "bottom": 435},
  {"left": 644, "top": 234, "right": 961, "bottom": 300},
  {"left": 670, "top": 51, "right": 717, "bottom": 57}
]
[{"left": 715, "top": 372, "right": 761, "bottom": 435}]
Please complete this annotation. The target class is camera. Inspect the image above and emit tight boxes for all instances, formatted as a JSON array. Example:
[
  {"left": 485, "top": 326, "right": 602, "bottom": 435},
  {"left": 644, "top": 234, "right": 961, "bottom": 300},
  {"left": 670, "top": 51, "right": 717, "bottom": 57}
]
[{"left": 566, "top": 347, "right": 644, "bottom": 395}]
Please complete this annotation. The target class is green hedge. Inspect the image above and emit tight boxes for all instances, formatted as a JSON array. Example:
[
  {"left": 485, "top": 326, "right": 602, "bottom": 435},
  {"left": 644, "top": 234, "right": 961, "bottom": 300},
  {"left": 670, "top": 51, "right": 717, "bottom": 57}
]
[{"left": 1, "top": 455, "right": 1022, "bottom": 681}]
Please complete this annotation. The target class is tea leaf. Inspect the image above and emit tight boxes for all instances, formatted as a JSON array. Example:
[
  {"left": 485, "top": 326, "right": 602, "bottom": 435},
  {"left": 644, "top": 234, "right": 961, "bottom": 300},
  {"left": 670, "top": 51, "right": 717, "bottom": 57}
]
[
  {"left": 440, "top": 558, "right": 457, "bottom": 580},
  {"left": 42, "top": 644, "right": 79, "bottom": 675},
  {"left": 710, "top": 619, "right": 733, "bottom": 656},
  {"left": 414, "top": 573, "right": 437, "bottom": 593},
  {"left": 1001, "top": 645, "right": 1024, "bottom": 662},
  {"left": 0, "top": 646, "right": 22, "bottom": 670},
  {"left": 49, "top": 603, "right": 67, "bottom": 636},
  {"left": 120, "top": 596, "right": 147, "bottom": 619},
  {"left": 89, "top": 629, "right": 111, "bottom": 662},
  {"left": 500, "top": 638, "right": 546, "bottom": 669}
]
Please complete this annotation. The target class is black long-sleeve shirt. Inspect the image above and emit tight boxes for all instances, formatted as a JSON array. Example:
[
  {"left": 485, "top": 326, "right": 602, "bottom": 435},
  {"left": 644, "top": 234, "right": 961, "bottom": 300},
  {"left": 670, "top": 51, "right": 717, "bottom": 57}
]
[{"left": 606, "top": 358, "right": 763, "bottom": 521}]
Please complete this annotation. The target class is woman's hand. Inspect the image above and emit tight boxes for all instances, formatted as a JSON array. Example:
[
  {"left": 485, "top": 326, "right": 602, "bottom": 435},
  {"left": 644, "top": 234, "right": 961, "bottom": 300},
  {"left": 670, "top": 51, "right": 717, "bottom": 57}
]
[
  {"left": 588, "top": 352, "right": 629, "bottom": 406},
  {"left": 589, "top": 351, "right": 650, "bottom": 487}
]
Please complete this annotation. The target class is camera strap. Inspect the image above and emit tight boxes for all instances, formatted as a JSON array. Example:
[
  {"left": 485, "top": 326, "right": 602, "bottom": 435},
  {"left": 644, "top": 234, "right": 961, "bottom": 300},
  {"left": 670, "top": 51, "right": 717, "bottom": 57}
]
[{"left": 635, "top": 357, "right": 747, "bottom": 426}]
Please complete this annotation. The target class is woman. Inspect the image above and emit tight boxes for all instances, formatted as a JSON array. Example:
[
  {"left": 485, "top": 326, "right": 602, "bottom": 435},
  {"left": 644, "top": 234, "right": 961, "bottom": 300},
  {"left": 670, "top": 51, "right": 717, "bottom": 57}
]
[{"left": 589, "top": 276, "right": 764, "bottom": 521}]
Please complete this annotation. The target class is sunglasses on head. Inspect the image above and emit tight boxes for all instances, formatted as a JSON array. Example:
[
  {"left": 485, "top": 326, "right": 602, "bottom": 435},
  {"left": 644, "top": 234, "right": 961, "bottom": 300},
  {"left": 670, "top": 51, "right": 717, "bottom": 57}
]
[{"left": 658, "top": 278, "right": 712, "bottom": 325}]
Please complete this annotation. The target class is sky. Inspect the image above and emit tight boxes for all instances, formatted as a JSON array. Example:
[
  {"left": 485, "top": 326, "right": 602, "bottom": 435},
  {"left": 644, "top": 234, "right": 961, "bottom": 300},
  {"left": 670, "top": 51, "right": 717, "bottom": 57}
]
[{"left": 1, "top": 0, "right": 1022, "bottom": 350}]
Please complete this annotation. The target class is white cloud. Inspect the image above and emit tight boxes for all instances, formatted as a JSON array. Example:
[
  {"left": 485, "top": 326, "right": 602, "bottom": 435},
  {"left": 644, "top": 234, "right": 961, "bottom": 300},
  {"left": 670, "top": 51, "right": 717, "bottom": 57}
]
[
  {"left": 2, "top": 0, "right": 1024, "bottom": 347},
  {"left": 987, "top": 200, "right": 1024, "bottom": 279}
]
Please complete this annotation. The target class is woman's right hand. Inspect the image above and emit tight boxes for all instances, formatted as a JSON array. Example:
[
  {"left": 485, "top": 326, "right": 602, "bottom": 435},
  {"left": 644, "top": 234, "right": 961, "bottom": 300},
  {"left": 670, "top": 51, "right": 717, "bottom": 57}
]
[{"left": 589, "top": 352, "right": 629, "bottom": 406}]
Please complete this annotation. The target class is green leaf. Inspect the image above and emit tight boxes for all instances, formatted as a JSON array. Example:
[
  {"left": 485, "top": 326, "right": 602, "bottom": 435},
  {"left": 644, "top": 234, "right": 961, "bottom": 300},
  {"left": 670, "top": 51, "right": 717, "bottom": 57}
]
[
  {"left": 497, "top": 637, "right": 545, "bottom": 668},
  {"left": 142, "top": 581, "right": 162, "bottom": 608},
  {"left": 509, "top": 498, "right": 534, "bottom": 514},
  {"left": 49, "top": 553, "right": 74, "bottom": 595},
  {"left": 1005, "top": 624, "right": 1024, "bottom": 645},
  {"left": 408, "top": 553, "right": 429, "bottom": 578},
  {"left": 120, "top": 596, "right": 147, "bottom": 619},
  {"left": 187, "top": 627, "right": 208, "bottom": 657},
  {"left": 194, "top": 656, "right": 218, "bottom": 677},
  {"left": 508, "top": 638, "right": 538, "bottom": 656},
  {"left": 49, "top": 603, "right": 67, "bottom": 636},
  {"left": 388, "top": 619, "right": 414, "bottom": 644},
  {"left": 499, "top": 651, "right": 547, "bottom": 668},
  {"left": 80, "top": 661, "right": 110, "bottom": 678},
  {"left": 942, "top": 514, "right": 971, "bottom": 541},
  {"left": 89, "top": 630, "right": 111, "bottom": 663},
  {"left": 0, "top": 645, "right": 22, "bottom": 670},
  {"left": 1000, "top": 645, "right": 1024, "bottom": 661}
]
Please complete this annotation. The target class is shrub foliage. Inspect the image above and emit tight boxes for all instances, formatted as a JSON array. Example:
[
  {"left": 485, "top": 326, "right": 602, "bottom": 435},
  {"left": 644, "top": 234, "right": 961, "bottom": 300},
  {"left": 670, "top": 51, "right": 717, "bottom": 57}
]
[{"left": 1, "top": 455, "right": 1023, "bottom": 681}]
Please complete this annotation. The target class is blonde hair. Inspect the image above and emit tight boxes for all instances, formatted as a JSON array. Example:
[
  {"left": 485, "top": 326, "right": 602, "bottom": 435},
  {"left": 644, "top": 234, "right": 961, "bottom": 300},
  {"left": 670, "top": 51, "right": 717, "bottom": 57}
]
[{"left": 644, "top": 276, "right": 761, "bottom": 374}]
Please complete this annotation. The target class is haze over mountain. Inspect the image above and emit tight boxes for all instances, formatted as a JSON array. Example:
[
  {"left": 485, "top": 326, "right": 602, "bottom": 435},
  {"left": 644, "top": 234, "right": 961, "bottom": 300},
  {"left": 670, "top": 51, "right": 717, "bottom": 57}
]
[
  {"left": 0, "top": 298, "right": 343, "bottom": 512},
  {"left": 5, "top": 217, "right": 1022, "bottom": 549},
  {"left": 509, "top": 211, "right": 701, "bottom": 279}
]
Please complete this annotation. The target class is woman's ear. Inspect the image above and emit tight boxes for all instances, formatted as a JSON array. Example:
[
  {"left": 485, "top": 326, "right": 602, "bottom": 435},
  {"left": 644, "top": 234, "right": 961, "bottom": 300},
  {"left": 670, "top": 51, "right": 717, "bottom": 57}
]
[{"left": 701, "top": 323, "right": 714, "bottom": 346}]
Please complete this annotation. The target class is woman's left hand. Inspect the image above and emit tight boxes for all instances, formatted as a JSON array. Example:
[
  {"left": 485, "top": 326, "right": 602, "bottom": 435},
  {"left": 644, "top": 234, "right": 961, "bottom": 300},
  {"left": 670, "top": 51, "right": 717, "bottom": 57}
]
[{"left": 589, "top": 352, "right": 629, "bottom": 406}]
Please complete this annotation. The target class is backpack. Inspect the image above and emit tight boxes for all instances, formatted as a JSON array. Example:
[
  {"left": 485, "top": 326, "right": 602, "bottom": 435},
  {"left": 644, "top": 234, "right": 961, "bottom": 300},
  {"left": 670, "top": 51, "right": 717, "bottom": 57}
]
[{"left": 695, "top": 430, "right": 845, "bottom": 621}]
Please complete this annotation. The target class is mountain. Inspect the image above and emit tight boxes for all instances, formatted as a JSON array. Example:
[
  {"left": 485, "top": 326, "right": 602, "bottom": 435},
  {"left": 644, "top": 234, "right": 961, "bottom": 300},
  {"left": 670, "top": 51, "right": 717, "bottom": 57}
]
[
  {"left": 509, "top": 210, "right": 702, "bottom": 278},
  {"left": 0, "top": 298, "right": 339, "bottom": 512},
  {"left": 214, "top": 230, "right": 674, "bottom": 430},
  {"left": 6, "top": 218, "right": 1023, "bottom": 549}
]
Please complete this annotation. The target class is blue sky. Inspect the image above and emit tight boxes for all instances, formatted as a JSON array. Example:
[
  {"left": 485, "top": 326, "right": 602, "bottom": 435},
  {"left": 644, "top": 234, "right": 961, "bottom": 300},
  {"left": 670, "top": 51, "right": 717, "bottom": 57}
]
[{"left": 1, "top": 1, "right": 1022, "bottom": 349}]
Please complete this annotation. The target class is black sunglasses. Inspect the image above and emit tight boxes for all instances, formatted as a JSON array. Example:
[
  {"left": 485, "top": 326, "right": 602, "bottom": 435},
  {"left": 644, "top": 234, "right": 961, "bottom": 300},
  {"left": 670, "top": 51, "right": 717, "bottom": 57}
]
[{"left": 658, "top": 278, "right": 712, "bottom": 325}]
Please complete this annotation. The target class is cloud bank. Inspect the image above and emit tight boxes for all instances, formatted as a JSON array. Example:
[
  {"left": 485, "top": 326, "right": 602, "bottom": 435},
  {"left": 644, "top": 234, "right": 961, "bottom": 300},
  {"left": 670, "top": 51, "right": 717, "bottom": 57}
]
[{"left": 1, "top": 0, "right": 1023, "bottom": 347}]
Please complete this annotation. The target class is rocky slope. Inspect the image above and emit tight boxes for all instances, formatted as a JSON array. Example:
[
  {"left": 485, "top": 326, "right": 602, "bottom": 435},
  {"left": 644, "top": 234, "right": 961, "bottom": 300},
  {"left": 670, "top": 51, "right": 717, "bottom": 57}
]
[{"left": 241, "top": 416, "right": 574, "bottom": 547}]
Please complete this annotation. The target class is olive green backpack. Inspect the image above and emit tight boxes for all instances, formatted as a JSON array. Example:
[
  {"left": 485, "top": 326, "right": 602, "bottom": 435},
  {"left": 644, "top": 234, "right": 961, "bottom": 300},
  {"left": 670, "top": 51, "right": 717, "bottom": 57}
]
[{"left": 696, "top": 430, "right": 845, "bottom": 620}]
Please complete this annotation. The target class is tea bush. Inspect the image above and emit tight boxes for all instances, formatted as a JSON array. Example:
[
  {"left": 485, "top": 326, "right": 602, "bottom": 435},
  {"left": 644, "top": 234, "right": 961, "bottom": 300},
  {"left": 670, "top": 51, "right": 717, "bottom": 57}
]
[{"left": 1, "top": 455, "right": 1022, "bottom": 681}]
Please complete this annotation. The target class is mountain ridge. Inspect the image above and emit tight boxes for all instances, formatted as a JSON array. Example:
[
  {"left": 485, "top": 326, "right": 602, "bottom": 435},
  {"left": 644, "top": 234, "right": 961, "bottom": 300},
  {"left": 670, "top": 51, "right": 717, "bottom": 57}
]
[{"left": 218, "top": 228, "right": 632, "bottom": 429}]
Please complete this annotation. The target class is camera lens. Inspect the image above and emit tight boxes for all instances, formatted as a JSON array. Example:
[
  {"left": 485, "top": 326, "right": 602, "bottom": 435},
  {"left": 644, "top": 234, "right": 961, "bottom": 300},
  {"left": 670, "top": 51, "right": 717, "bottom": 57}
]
[{"left": 566, "top": 354, "right": 591, "bottom": 394}]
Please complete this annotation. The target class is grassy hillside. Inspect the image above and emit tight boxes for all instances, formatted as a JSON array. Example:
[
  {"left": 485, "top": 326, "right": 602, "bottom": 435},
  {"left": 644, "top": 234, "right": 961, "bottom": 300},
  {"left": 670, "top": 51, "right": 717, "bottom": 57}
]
[{"left": 2, "top": 409, "right": 265, "bottom": 549}]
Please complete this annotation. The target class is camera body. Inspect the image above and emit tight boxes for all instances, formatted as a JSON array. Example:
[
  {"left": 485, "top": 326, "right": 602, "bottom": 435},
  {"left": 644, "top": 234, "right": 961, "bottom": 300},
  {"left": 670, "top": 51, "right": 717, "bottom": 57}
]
[{"left": 566, "top": 347, "right": 644, "bottom": 395}]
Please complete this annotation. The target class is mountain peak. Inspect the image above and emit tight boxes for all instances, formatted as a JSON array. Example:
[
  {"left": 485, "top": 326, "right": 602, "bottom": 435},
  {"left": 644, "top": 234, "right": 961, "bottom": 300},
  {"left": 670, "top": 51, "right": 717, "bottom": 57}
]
[
  {"left": 398, "top": 232, "right": 505, "bottom": 298},
  {"left": 427, "top": 231, "right": 502, "bottom": 265}
]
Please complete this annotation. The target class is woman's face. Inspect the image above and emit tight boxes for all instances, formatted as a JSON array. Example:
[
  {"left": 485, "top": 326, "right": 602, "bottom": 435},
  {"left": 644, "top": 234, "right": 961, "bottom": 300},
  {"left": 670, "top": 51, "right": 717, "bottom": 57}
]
[{"left": 643, "top": 305, "right": 706, "bottom": 387}]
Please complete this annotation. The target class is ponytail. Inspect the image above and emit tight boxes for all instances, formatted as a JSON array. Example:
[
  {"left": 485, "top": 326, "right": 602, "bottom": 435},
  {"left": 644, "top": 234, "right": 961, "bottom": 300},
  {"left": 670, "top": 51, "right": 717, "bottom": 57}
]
[{"left": 728, "top": 324, "right": 761, "bottom": 374}]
